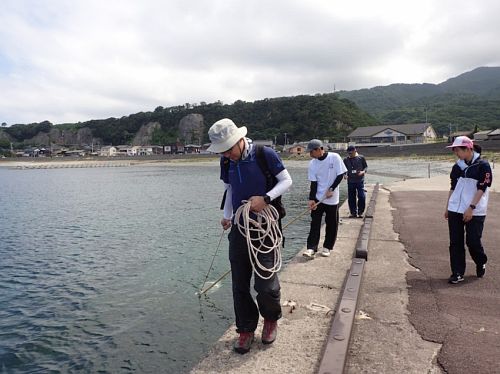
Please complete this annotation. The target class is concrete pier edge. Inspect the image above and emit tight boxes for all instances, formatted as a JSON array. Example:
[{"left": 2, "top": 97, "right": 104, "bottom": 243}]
[
  {"left": 191, "top": 185, "right": 384, "bottom": 374},
  {"left": 317, "top": 183, "right": 379, "bottom": 373}
]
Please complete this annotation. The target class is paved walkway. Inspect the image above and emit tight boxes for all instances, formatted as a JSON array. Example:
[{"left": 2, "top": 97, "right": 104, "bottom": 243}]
[
  {"left": 386, "top": 175, "right": 500, "bottom": 374},
  {"left": 345, "top": 185, "right": 441, "bottom": 373},
  {"left": 191, "top": 172, "right": 500, "bottom": 374}
]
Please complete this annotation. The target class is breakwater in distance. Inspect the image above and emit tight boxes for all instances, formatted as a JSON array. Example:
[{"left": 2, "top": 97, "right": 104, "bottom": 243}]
[
  {"left": 348, "top": 139, "right": 500, "bottom": 158},
  {"left": 15, "top": 162, "right": 132, "bottom": 169}
]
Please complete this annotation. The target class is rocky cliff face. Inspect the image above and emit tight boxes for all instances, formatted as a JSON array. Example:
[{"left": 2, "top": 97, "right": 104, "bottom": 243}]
[
  {"left": 178, "top": 114, "right": 204, "bottom": 145},
  {"left": 132, "top": 122, "right": 161, "bottom": 146},
  {"left": 24, "top": 127, "right": 99, "bottom": 146},
  {"left": 25, "top": 131, "right": 50, "bottom": 146},
  {"left": 335, "top": 120, "right": 352, "bottom": 132},
  {"left": 0, "top": 129, "right": 13, "bottom": 142},
  {"left": 11, "top": 113, "right": 206, "bottom": 147}
]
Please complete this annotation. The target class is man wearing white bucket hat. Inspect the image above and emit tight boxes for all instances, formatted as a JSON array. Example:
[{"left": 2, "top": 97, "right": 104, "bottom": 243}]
[{"left": 208, "top": 118, "right": 292, "bottom": 354}]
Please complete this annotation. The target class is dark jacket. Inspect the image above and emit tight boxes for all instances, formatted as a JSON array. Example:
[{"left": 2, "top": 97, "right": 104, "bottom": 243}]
[{"left": 343, "top": 154, "right": 368, "bottom": 183}]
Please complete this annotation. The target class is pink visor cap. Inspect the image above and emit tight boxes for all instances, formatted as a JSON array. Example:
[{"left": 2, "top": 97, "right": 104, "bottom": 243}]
[{"left": 446, "top": 136, "right": 474, "bottom": 149}]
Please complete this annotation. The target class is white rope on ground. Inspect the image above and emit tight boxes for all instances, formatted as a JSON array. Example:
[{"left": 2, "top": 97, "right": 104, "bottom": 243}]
[{"left": 233, "top": 200, "right": 282, "bottom": 280}]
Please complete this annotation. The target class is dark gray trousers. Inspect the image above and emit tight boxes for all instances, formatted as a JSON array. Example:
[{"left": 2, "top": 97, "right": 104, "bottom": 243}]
[
  {"left": 448, "top": 211, "right": 488, "bottom": 276},
  {"left": 306, "top": 203, "right": 339, "bottom": 251},
  {"left": 228, "top": 225, "right": 282, "bottom": 333}
]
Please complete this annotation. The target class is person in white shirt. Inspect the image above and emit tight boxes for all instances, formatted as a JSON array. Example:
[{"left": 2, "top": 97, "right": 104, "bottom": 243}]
[
  {"left": 303, "top": 139, "right": 347, "bottom": 259},
  {"left": 444, "top": 136, "right": 492, "bottom": 284}
]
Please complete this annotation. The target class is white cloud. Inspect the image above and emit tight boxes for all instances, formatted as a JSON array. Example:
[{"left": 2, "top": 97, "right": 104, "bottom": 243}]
[{"left": 1, "top": 0, "right": 499, "bottom": 124}]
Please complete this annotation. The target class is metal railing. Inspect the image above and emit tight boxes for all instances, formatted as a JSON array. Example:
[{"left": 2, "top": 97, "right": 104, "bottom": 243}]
[{"left": 317, "top": 183, "right": 379, "bottom": 373}]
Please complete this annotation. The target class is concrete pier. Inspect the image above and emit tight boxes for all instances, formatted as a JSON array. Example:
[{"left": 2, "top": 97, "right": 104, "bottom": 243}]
[{"left": 191, "top": 172, "right": 500, "bottom": 374}]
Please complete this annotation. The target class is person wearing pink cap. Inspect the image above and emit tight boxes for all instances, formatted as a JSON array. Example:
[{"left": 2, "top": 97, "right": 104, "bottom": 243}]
[{"left": 444, "top": 136, "right": 492, "bottom": 284}]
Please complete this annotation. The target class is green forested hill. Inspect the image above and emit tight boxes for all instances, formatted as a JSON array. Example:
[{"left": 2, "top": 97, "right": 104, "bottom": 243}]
[
  {"left": 1, "top": 94, "right": 376, "bottom": 147},
  {"left": 439, "top": 66, "right": 500, "bottom": 97},
  {"left": 338, "top": 66, "right": 500, "bottom": 134}
]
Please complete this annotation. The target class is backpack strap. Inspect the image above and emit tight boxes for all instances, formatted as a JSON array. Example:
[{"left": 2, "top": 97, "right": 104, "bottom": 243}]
[
  {"left": 255, "top": 145, "right": 286, "bottom": 220},
  {"left": 219, "top": 157, "right": 231, "bottom": 210},
  {"left": 255, "top": 145, "right": 276, "bottom": 191},
  {"left": 222, "top": 156, "right": 231, "bottom": 175}
]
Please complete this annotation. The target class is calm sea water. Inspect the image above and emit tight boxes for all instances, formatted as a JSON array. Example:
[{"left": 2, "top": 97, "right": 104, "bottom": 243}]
[{"left": 0, "top": 159, "right": 450, "bottom": 373}]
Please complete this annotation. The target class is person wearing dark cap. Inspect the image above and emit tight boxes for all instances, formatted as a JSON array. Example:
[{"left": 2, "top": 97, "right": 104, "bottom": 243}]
[
  {"left": 343, "top": 145, "right": 368, "bottom": 218},
  {"left": 207, "top": 118, "right": 293, "bottom": 353},
  {"left": 444, "top": 136, "right": 492, "bottom": 284},
  {"left": 302, "top": 139, "right": 347, "bottom": 259}
]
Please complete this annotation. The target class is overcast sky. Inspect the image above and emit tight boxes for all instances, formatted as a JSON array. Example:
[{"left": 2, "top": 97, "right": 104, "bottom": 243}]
[{"left": 1, "top": 0, "right": 499, "bottom": 125}]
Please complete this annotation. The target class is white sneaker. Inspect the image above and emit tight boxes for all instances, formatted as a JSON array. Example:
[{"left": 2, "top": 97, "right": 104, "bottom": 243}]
[
  {"left": 320, "top": 248, "right": 331, "bottom": 257},
  {"left": 303, "top": 249, "right": 315, "bottom": 259}
]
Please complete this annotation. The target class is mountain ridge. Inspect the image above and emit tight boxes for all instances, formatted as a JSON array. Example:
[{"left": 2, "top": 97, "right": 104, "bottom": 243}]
[{"left": 338, "top": 66, "right": 500, "bottom": 133}]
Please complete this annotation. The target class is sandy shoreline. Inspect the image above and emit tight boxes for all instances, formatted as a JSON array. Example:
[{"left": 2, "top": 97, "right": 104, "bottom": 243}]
[
  {"left": 0, "top": 158, "right": 216, "bottom": 168},
  {"left": 0, "top": 152, "right": 466, "bottom": 170},
  {"left": 0, "top": 155, "right": 458, "bottom": 170}
]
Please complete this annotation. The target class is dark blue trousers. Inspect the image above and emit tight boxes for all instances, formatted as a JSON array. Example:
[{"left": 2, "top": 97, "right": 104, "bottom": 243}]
[
  {"left": 348, "top": 181, "right": 366, "bottom": 215},
  {"left": 228, "top": 225, "right": 282, "bottom": 333},
  {"left": 447, "top": 211, "right": 488, "bottom": 276}
]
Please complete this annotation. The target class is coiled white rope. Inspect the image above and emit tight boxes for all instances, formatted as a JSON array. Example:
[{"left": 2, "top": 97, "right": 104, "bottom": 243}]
[
  {"left": 233, "top": 200, "right": 283, "bottom": 280},
  {"left": 198, "top": 195, "right": 330, "bottom": 296}
]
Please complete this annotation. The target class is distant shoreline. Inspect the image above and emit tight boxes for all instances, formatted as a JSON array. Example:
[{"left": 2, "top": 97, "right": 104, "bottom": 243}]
[
  {"left": 0, "top": 157, "right": 219, "bottom": 169},
  {"left": 0, "top": 154, "right": 455, "bottom": 170},
  {"left": 1, "top": 143, "right": 498, "bottom": 169}
]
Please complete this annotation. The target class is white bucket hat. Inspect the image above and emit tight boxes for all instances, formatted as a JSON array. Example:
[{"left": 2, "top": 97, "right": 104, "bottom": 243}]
[{"left": 207, "top": 118, "right": 247, "bottom": 153}]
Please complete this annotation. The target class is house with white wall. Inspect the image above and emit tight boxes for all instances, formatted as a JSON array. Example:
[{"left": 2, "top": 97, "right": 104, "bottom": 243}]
[
  {"left": 99, "top": 146, "right": 117, "bottom": 157},
  {"left": 348, "top": 123, "right": 437, "bottom": 144}
]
